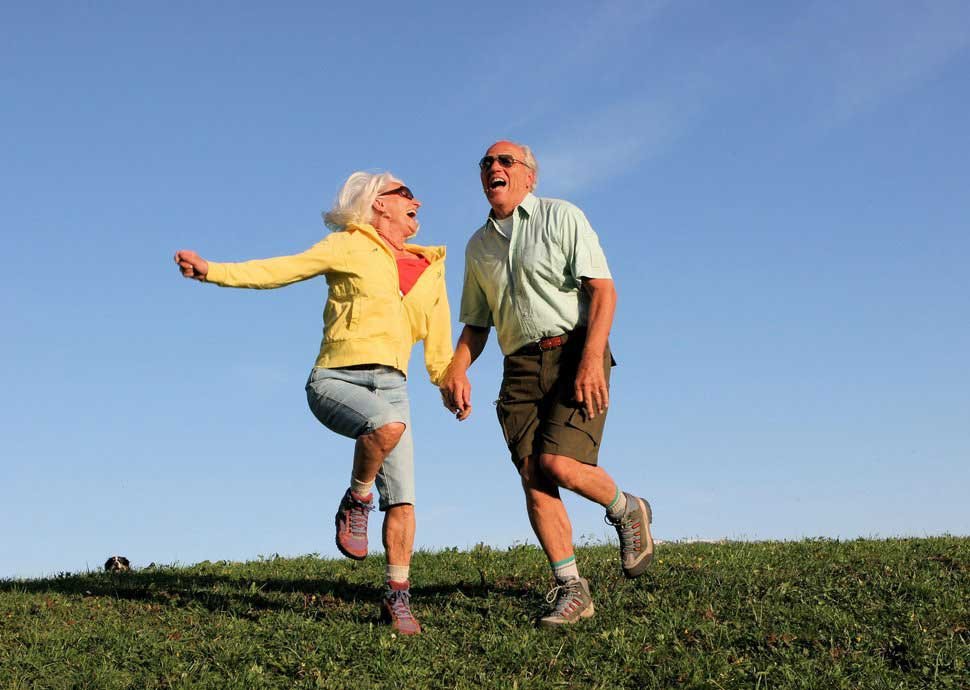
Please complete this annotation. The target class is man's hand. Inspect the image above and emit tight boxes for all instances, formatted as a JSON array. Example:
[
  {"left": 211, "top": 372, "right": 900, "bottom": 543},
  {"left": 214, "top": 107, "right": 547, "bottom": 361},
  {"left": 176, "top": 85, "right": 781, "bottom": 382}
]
[
  {"left": 174, "top": 250, "right": 209, "bottom": 281},
  {"left": 440, "top": 365, "right": 473, "bottom": 421},
  {"left": 574, "top": 277, "right": 616, "bottom": 419},
  {"left": 574, "top": 354, "right": 609, "bottom": 419}
]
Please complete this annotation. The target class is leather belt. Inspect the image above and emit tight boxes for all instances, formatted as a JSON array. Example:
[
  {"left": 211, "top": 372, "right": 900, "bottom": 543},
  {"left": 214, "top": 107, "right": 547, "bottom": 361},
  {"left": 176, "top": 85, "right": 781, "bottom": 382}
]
[
  {"left": 538, "top": 334, "right": 566, "bottom": 351},
  {"left": 514, "top": 330, "right": 582, "bottom": 355}
]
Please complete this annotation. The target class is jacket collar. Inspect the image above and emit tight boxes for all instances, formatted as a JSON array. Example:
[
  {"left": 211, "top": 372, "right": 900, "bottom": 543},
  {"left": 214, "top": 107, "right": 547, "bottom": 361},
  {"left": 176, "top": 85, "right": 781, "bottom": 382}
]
[{"left": 344, "top": 222, "right": 446, "bottom": 263}]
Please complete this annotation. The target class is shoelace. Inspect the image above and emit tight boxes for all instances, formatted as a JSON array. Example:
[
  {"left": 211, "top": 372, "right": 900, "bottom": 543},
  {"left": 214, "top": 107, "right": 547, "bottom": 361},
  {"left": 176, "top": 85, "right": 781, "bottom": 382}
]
[
  {"left": 386, "top": 590, "right": 414, "bottom": 620},
  {"left": 545, "top": 580, "right": 582, "bottom": 615},
  {"left": 347, "top": 499, "right": 373, "bottom": 535},
  {"left": 604, "top": 513, "right": 642, "bottom": 556}
]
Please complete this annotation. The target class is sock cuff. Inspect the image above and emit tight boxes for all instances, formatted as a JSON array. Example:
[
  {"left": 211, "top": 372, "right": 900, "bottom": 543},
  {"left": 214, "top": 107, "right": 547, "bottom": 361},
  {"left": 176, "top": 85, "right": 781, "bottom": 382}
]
[
  {"left": 386, "top": 564, "right": 410, "bottom": 583},
  {"left": 350, "top": 476, "right": 375, "bottom": 498},
  {"left": 550, "top": 555, "right": 576, "bottom": 568},
  {"left": 607, "top": 487, "right": 622, "bottom": 510}
]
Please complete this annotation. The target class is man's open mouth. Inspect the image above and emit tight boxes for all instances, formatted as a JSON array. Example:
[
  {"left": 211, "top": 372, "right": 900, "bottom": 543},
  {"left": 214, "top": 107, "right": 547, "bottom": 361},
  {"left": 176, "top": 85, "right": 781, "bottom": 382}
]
[
  {"left": 406, "top": 210, "right": 417, "bottom": 218},
  {"left": 489, "top": 178, "right": 507, "bottom": 189}
]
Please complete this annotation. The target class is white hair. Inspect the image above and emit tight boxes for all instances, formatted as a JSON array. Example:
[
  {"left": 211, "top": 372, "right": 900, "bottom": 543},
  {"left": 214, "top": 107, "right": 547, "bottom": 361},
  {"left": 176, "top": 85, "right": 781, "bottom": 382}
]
[
  {"left": 323, "top": 171, "right": 399, "bottom": 231},
  {"left": 518, "top": 143, "right": 539, "bottom": 191},
  {"left": 490, "top": 140, "right": 539, "bottom": 191}
]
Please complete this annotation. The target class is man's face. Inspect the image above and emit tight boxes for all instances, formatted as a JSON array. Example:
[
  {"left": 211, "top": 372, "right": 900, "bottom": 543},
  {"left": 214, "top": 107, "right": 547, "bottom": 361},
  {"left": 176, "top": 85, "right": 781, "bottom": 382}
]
[{"left": 480, "top": 141, "right": 535, "bottom": 216}]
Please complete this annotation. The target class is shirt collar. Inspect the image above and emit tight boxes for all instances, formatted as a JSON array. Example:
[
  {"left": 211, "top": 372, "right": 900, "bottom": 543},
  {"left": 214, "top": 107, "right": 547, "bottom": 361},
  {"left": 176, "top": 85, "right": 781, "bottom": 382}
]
[
  {"left": 518, "top": 193, "right": 538, "bottom": 217},
  {"left": 486, "top": 192, "right": 538, "bottom": 232}
]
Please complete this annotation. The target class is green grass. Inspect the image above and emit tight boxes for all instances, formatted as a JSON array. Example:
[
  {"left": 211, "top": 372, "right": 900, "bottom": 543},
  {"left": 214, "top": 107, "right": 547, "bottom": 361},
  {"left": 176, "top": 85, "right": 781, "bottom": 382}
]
[{"left": 2, "top": 538, "right": 968, "bottom": 689}]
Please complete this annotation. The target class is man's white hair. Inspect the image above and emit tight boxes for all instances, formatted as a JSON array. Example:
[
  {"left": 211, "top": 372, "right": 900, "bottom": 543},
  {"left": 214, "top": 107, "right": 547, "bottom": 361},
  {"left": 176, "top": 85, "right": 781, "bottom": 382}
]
[
  {"left": 323, "top": 171, "right": 399, "bottom": 231},
  {"left": 517, "top": 143, "right": 539, "bottom": 191}
]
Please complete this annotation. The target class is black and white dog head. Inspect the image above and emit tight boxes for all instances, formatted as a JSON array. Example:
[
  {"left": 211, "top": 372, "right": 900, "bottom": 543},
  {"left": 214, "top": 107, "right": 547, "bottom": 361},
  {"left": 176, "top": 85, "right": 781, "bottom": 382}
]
[{"left": 104, "top": 555, "right": 131, "bottom": 573}]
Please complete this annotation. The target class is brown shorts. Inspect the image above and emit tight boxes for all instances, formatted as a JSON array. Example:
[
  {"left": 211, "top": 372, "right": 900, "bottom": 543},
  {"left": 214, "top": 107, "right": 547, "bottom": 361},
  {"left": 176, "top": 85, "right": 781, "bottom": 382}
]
[{"left": 495, "top": 331, "right": 614, "bottom": 468}]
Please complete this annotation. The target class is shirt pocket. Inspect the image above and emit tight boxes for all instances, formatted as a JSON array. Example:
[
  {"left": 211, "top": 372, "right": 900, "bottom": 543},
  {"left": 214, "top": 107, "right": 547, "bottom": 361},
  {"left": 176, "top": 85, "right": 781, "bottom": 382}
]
[{"left": 518, "top": 244, "right": 569, "bottom": 288}]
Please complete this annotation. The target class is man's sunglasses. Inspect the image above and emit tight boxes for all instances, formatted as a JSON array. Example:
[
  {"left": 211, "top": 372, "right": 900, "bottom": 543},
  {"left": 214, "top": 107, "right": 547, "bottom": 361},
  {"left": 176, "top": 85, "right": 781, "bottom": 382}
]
[
  {"left": 478, "top": 154, "right": 533, "bottom": 171},
  {"left": 379, "top": 185, "right": 414, "bottom": 200}
]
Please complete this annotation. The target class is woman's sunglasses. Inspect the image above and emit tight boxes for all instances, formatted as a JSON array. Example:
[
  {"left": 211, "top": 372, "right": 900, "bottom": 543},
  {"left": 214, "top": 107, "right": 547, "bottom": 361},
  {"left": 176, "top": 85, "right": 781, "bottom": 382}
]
[{"left": 379, "top": 185, "right": 415, "bottom": 200}]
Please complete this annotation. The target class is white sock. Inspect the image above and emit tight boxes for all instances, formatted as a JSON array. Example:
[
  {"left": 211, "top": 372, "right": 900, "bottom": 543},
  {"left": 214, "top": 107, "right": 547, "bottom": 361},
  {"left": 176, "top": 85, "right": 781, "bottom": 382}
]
[
  {"left": 606, "top": 488, "right": 627, "bottom": 520},
  {"left": 551, "top": 555, "right": 580, "bottom": 582},
  {"left": 351, "top": 477, "right": 374, "bottom": 498},
  {"left": 386, "top": 564, "right": 410, "bottom": 584}
]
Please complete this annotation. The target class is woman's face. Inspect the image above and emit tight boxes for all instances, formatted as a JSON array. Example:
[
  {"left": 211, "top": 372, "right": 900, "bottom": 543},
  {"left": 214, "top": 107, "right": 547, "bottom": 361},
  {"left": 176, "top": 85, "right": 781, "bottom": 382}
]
[{"left": 376, "top": 180, "right": 421, "bottom": 237}]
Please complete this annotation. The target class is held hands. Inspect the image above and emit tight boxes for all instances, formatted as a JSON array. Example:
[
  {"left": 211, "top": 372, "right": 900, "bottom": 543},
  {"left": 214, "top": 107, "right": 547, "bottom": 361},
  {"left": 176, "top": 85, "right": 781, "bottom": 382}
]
[
  {"left": 174, "top": 250, "right": 209, "bottom": 281},
  {"left": 574, "top": 354, "right": 609, "bottom": 419},
  {"left": 439, "top": 366, "right": 473, "bottom": 421}
]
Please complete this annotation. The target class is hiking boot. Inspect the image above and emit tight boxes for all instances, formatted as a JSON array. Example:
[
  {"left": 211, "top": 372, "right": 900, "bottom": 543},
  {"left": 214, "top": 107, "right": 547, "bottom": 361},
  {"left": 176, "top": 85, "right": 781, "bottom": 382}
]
[
  {"left": 539, "top": 577, "right": 595, "bottom": 628},
  {"left": 334, "top": 488, "right": 372, "bottom": 560},
  {"left": 381, "top": 580, "right": 422, "bottom": 635},
  {"left": 607, "top": 492, "right": 654, "bottom": 578}
]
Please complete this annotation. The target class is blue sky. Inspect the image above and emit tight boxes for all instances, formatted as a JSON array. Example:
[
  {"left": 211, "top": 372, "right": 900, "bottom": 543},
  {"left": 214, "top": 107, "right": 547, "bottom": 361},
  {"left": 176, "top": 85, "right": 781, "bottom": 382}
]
[{"left": 2, "top": 1, "right": 968, "bottom": 579}]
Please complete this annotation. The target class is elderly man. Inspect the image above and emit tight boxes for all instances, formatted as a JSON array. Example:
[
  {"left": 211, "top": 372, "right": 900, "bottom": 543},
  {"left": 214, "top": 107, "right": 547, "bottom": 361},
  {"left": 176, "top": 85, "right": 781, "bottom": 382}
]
[{"left": 441, "top": 140, "right": 654, "bottom": 627}]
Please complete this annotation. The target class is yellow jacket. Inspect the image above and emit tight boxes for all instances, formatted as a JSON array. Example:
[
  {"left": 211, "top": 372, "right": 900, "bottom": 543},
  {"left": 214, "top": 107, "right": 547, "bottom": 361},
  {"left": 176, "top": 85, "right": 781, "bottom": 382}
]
[{"left": 205, "top": 223, "right": 453, "bottom": 385}]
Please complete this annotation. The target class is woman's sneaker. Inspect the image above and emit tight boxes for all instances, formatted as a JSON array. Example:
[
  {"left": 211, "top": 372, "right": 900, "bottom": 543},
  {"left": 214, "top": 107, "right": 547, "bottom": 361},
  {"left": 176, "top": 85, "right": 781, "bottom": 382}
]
[
  {"left": 607, "top": 493, "right": 654, "bottom": 578},
  {"left": 334, "top": 488, "right": 372, "bottom": 560},
  {"left": 539, "top": 577, "right": 595, "bottom": 628},
  {"left": 381, "top": 580, "right": 422, "bottom": 635}
]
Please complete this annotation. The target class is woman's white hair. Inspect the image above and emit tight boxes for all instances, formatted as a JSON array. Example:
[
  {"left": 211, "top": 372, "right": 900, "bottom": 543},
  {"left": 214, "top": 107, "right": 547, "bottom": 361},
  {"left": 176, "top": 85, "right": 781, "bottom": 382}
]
[{"left": 323, "top": 171, "right": 399, "bottom": 231}]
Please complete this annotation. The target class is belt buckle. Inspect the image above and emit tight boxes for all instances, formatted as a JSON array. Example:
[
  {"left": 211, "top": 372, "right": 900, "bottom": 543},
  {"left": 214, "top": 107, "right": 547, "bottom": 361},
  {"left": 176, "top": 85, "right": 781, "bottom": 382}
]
[{"left": 538, "top": 335, "right": 563, "bottom": 351}]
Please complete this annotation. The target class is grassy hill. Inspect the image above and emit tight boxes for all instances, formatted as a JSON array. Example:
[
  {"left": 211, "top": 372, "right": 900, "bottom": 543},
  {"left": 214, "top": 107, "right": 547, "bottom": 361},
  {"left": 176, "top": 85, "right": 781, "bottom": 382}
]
[{"left": 1, "top": 538, "right": 967, "bottom": 689}]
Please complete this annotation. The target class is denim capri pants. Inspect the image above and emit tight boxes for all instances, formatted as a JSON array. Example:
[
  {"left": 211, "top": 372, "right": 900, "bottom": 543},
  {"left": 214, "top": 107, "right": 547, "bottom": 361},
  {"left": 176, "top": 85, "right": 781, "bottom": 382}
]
[{"left": 305, "top": 365, "right": 413, "bottom": 511}]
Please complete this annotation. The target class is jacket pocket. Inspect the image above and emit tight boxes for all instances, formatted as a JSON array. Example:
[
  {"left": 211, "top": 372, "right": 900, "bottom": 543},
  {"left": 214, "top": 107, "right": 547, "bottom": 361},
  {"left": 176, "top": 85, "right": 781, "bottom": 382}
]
[{"left": 323, "top": 298, "right": 359, "bottom": 342}]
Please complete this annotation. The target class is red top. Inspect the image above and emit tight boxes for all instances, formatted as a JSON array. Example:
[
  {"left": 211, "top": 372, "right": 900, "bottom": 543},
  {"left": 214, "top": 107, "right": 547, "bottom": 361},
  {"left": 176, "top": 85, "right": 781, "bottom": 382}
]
[{"left": 397, "top": 255, "right": 430, "bottom": 295}]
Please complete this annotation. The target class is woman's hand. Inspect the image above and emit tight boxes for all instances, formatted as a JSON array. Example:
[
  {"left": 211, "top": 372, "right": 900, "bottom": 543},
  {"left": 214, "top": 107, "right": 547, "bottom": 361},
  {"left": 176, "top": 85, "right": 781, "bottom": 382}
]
[
  {"left": 439, "top": 326, "right": 490, "bottom": 422},
  {"left": 440, "top": 366, "right": 473, "bottom": 421},
  {"left": 174, "top": 250, "right": 209, "bottom": 281}
]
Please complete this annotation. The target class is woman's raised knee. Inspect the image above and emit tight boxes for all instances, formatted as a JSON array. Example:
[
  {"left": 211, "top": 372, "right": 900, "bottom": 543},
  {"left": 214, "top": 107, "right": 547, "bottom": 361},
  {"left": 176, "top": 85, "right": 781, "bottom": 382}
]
[{"left": 371, "top": 421, "right": 406, "bottom": 450}]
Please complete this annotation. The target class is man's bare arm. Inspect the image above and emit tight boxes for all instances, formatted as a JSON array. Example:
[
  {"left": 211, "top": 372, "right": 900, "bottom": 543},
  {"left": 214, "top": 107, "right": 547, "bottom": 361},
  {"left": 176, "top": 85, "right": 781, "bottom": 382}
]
[{"left": 575, "top": 278, "right": 617, "bottom": 419}]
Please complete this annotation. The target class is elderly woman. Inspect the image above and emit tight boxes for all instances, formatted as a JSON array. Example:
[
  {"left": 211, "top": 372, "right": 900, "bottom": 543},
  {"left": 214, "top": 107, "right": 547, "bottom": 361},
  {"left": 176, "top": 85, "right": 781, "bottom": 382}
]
[{"left": 174, "top": 172, "right": 452, "bottom": 635}]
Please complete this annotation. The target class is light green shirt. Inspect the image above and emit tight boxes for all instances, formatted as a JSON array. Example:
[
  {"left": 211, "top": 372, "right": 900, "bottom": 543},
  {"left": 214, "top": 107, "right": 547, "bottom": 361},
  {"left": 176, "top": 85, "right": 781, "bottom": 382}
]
[{"left": 459, "top": 193, "right": 612, "bottom": 355}]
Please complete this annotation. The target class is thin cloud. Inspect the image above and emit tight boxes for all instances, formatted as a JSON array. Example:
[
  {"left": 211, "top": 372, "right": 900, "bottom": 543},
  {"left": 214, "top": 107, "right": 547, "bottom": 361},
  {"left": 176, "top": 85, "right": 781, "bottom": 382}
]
[
  {"left": 819, "top": 1, "right": 970, "bottom": 125},
  {"left": 447, "top": 0, "right": 671, "bottom": 128},
  {"left": 536, "top": 98, "right": 688, "bottom": 195},
  {"left": 460, "top": 1, "right": 970, "bottom": 193},
  {"left": 528, "top": 1, "right": 970, "bottom": 192}
]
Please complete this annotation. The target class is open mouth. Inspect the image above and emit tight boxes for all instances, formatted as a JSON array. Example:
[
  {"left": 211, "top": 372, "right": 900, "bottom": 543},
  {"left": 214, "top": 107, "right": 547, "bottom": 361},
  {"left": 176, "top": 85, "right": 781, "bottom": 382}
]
[
  {"left": 406, "top": 210, "right": 417, "bottom": 218},
  {"left": 488, "top": 178, "right": 507, "bottom": 190}
]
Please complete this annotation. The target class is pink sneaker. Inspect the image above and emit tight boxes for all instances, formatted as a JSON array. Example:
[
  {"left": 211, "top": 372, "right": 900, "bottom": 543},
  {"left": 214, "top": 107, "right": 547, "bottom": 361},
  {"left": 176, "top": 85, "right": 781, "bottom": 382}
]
[
  {"left": 381, "top": 580, "right": 421, "bottom": 635},
  {"left": 334, "top": 488, "right": 372, "bottom": 560}
]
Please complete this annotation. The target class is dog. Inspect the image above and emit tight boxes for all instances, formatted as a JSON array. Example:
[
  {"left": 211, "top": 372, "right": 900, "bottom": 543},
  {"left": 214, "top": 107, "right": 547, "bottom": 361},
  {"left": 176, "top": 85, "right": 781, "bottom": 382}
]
[{"left": 104, "top": 555, "right": 131, "bottom": 573}]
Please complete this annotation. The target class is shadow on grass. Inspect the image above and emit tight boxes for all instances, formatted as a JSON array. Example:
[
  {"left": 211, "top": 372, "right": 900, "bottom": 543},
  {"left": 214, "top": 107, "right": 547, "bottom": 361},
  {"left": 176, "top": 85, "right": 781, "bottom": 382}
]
[{"left": 0, "top": 571, "right": 536, "bottom": 622}]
